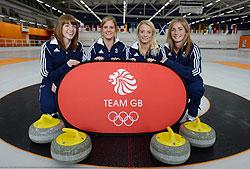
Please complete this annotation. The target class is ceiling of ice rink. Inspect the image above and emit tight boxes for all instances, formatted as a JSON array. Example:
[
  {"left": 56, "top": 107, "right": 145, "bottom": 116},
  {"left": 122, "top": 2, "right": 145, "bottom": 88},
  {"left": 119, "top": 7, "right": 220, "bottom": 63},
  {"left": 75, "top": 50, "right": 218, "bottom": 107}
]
[{"left": 1, "top": 0, "right": 250, "bottom": 28}]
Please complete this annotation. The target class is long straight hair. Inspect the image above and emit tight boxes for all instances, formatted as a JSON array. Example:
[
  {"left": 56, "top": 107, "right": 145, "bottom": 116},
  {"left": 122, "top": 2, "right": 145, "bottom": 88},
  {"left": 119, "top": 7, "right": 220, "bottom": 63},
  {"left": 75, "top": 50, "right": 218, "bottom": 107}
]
[
  {"left": 136, "top": 20, "right": 159, "bottom": 53},
  {"left": 54, "top": 14, "right": 79, "bottom": 51},
  {"left": 167, "top": 17, "right": 192, "bottom": 56}
]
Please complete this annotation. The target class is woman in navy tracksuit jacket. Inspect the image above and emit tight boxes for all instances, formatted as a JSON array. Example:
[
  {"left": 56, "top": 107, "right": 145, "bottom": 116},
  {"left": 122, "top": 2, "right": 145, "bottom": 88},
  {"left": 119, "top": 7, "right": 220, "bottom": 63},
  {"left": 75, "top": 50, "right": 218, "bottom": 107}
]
[
  {"left": 128, "top": 20, "right": 165, "bottom": 63},
  {"left": 39, "top": 14, "right": 87, "bottom": 116},
  {"left": 161, "top": 17, "right": 205, "bottom": 121},
  {"left": 88, "top": 16, "right": 127, "bottom": 61}
]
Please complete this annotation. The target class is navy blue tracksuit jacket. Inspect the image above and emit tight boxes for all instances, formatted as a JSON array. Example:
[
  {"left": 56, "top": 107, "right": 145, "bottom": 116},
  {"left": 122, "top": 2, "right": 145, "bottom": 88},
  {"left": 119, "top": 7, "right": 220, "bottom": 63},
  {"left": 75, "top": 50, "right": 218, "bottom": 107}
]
[
  {"left": 128, "top": 41, "right": 165, "bottom": 62},
  {"left": 87, "top": 38, "right": 127, "bottom": 61},
  {"left": 161, "top": 42, "right": 205, "bottom": 117},
  {"left": 39, "top": 38, "right": 87, "bottom": 114}
]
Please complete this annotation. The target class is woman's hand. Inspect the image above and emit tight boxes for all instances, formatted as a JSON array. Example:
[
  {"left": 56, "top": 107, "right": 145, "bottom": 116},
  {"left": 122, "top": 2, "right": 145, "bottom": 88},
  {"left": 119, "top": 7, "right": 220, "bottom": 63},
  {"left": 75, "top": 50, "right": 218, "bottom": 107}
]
[
  {"left": 94, "top": 56, "right": 104, "bottom": 61},
  {"left": 67, "top": 59, "right": 80, "bottom": 67},
  {"left": 146, "top": 58, "right": 156, "bottom": 62},
  {"left": 128, "top": 58, "right": 136, "bottom": 62},
  {"left": 51, "top": 83, "right": 57, "bottom": 93},
  {"left": 111, "top": 57, "right": 121, "bottom": 61}
]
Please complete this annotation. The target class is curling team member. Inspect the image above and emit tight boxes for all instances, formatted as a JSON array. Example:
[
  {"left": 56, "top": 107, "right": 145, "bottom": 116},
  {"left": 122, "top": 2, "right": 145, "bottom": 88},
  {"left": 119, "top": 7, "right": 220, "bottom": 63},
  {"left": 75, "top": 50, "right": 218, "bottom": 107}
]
[
  {"left": 88, "top": 16, "right": 127, "bottom": 61},
  {"left": 128, "top": 20, "right": 165, "bottom": 63},
  {"left": 40, "top": 14, "right": 87, "bottom": 117},
  {"left": 161, "top": 17, "right": 205, "bottom": 121}
]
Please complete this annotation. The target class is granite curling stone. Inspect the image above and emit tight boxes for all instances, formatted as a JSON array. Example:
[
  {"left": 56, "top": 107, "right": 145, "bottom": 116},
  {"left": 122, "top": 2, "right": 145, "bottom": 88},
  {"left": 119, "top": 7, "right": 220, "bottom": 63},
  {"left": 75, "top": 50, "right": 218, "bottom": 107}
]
[
  {"left": 29, "top": 114, "right": 64, "bottom": 143},
  {"left": 150, "top": 127, "right": 191, "bottom": 165},
  {"left": 179, "top": 117, "right": 216, "bottom": 148},
  {"left": 51, "top": 128, "right": 92, "bottom": 164}
]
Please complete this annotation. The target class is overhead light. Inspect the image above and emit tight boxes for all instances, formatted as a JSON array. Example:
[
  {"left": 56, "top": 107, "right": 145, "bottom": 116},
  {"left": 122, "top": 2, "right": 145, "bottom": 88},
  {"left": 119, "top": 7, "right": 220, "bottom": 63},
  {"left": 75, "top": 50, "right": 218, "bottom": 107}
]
[
  {"left": 236, "top": 7, "right": 244, "bottom": 11},
  {"left": 233, "top": 18, "right": 239, "bottom": 20},
  {"left": 241, "top": 16, "right": 248, "bottom": 19},
  {"left": 45, "top": 3, "right": 50, "bottom": 8},
  {"left": 218, "top": 13, "right": 224, "bottom": 16},
  {"left": 149, "top": 0, "right": 171, "bottom": 21},
  {"left": 215, "top": 0, "right": 220, "bottom": 2},
  {"left": 206, "top": 3, "right": 213, "bottom": 7},
  {"left": 226, "top": 10, "right": 233, "bottom": 14},
  {"left": 123, "top": 0, "right": 126, "bottom": 24},
  {"left": 36, "top": 0, "right": 43, "bottom": 3},
  {"left": 80, "top": 0, "right": 101, "bottom": 22},
  {"left": 80, "top": 0, "right": 85, "bottom": 5}
]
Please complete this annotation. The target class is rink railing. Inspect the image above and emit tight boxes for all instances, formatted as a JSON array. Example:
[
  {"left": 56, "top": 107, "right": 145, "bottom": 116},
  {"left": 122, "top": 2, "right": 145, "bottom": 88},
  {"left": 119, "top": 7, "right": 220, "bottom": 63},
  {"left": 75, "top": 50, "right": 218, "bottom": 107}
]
[{"left": 0, "top": 38, "right": 46, "bottom": 47}]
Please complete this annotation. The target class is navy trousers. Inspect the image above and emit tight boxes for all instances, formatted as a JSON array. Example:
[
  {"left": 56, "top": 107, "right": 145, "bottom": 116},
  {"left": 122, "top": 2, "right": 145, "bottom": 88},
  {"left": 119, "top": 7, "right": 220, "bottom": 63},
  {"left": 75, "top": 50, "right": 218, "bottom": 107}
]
[
  {"left": 39, "top": 83, "right": 57, "bottom": 114},
  {"left": 186, "top": 79, "right": 205, "bottom": 117}
]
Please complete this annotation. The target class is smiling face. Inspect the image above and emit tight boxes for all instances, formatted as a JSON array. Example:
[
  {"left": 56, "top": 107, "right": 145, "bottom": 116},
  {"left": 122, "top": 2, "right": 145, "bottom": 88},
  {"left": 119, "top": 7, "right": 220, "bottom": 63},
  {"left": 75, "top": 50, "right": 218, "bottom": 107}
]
[
  {"left": 138, "top": 24, "right": 153, "bottom": 45},
  {"left": 170, "top": 22, "right": 186, "bottom": 44},
  {"left": 101, "top": 20, "right": 116, "bottom": 41},
  {"left": 62, "top": 22, "right": 77, "bottom": 41}
]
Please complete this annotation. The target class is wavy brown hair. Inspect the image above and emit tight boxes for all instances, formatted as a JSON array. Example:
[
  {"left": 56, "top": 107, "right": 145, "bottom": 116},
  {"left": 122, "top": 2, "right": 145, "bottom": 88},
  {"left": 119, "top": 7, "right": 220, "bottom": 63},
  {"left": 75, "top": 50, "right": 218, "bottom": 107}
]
[
  {"left": 54, "top": 14, "right": 79, "bottom": 51},
  {"left": 167, "top": 17, "right": 192, "bottom": 56}
]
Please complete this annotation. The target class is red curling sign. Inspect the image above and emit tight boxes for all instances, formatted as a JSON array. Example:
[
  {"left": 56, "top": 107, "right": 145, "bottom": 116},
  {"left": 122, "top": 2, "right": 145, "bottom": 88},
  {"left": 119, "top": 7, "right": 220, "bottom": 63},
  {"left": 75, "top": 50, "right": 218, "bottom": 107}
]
[{"left": 57, "top": 62, "right": 187, "bottom": 133}]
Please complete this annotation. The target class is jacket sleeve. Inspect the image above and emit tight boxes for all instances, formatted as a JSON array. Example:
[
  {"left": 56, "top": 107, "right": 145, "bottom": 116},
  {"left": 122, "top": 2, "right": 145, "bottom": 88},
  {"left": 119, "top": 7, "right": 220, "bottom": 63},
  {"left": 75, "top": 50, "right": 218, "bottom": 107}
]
[
  {"left": 162, "top": 44, "right": 202, "bottom": 82},
  {"left": 127, "top": 47, "right": 132, "bottom": 59},
  {"left": 120, "top": 44, "right": 128, "bottom": 61},
  {"left": 40, "top": 43, "right": 70, "bottom": 85},
  {"left": 157, "top": 45, "right": 167, "bottom": 63},
  {"left": 87, "top": 42, "right": 97, "bottom": 61},
  {"left": 77, "top": 41, "right": 88, "bottom": 62}
]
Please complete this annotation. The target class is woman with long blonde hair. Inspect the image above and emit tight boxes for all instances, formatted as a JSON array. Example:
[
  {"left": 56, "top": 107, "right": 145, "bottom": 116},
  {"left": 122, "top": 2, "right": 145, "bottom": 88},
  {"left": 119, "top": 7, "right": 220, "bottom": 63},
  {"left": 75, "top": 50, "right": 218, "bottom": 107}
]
[
  {"left": 128, "top": 20, "right": 163, "bottom": 62},
  {"left": 161, "top": 17, "right": 205, "bottom": 121}
]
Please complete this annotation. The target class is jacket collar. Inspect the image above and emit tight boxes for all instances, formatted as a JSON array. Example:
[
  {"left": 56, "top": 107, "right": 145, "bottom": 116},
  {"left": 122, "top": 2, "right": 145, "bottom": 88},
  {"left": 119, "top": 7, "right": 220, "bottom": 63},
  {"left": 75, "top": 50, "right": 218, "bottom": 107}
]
[
  {"left": 97, "top": 37, "right": 120, "bottom": 46},
  {"left": 131, "top": 41, "right": 139, "bottom": 50},
  {"left": 50, "top": 38, "right": 58, "bottom": 45}
]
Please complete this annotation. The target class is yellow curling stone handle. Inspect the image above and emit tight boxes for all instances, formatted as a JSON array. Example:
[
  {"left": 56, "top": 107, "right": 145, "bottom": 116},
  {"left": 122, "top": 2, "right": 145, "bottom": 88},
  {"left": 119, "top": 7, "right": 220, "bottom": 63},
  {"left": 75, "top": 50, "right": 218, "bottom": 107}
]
[
  {"left": 156, "top": 126, "right": 186, "bottom": 147},
  {"left": 184, "top": 117, "right": 211, "bottom": 132},
  {"left": 56, "top": 128, "right": 87, "bottom": 146},
  {"left": 33, "top": 114, "right": 60, "bottom": 129}
]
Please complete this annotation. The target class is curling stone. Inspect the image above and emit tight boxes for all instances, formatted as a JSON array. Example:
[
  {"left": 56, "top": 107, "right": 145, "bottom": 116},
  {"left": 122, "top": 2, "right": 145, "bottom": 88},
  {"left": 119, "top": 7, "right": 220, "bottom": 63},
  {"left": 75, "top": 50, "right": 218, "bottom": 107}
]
[
  {"left": 150, "top": 127, "right": 190, "bottom": 165},
  {"left": 179, "top": 117, "right": 216, "bottom": 148},
  {"left": 29, "top": 114, "right": 64, "bottom": 143},
  {"left": 51, "top": 128, "right": 92, "bottom": 164}
]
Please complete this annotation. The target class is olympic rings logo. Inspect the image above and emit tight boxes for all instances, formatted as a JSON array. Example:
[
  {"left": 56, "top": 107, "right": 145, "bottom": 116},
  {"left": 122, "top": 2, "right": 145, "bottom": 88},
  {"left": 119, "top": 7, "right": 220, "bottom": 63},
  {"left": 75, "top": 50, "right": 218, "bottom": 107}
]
[{"left": 108, "top": 111, "right": 139, "bottom": 126}]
